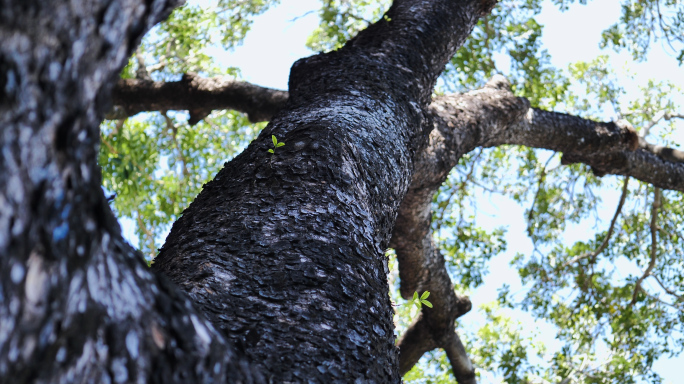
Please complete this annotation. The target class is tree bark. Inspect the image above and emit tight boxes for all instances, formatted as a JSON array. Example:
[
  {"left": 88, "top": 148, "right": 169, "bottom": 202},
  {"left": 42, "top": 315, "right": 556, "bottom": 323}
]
[
  {"left": 111, "top": 73, "right": 288, "bottom": 123},
  {"left": 0, "top": 1, "right": 263, "bottom": 383}
]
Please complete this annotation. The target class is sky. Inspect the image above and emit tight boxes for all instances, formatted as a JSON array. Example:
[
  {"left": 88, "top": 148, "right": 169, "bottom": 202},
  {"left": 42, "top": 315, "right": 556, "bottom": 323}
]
[{"left": 122, "top": 0, "right": 684, "bottom": 382}]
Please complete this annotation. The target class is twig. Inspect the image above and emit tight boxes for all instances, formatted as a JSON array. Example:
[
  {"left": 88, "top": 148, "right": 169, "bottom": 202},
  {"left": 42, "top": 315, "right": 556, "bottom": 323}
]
[
  {"left": 653, "top": 274, "right": 682, "bottom": 300},
  {"left": 162, "top": 111, "right": 191, "bottom": 179},
  {"left": 639, "top": 286, "right": 683, "bottom": 311},
  {"left": 136, "top": 209, "right": 157, "bottom": 261},
  {"left": 641, "top": 110, "right": 666, "bottom": 137},
  {"left": 631, "top": 187, "right": 661, "bottom": 306},
  {"left": 527, "top": 155, "right": 555, "bottom": 223},
  {"left": 436, "top": 149, "right": 481, "bottom": 227},
  {"left": 563, "top": 176, "right": 630, "bottom": 267},
  {"left": 135, "top": 53, "right": 152, "bottom": 81}
]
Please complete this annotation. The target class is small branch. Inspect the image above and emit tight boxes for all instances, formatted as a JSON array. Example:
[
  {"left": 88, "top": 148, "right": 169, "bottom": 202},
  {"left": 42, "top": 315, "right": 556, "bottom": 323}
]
[
  {"left": 641, "top": 110, "right": 666, "bottom": 137},
  {"left": 665, "top": 113, "right": 684, "bottom": 120},
  {"left": 653, "top": 274, "right": 682, "bottom": 300},
  {"left": 563, "top": 176, "right": 630, "bottom": 267},
  {"left": 527, "top": 155, "right": 555, "bottom": 224},
  {"left": 162, "top": 111, "right": 191, "bottom": 179},
  {"left": 135, "top": 53, "right": 152, "bottom": 81},
  {"left": 442, "top": 331, "right": 477, "bottom": 384},
  {"left": 639, "top": 136, "right": 684, "bottom": 163},
  {"left": 631, "top": 187, "right": 661, "bottom": 306},
  {"left": 638, "top": 286, "right": 683, "bottom": 312},
  {"left": 137, "top": 209, "right": 158, "bottom": 261},
  {"left": 340, "top": 10, "right": 372, "bottom": 24}
]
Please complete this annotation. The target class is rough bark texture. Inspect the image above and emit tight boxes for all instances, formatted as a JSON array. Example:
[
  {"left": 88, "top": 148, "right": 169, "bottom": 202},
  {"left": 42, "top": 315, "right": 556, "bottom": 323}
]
[
  {"left": 0, "top": 1, "right": 262, "bottom": 383},
  {"left": 152, "top": 0, "right": 495, "bottom": 382}
]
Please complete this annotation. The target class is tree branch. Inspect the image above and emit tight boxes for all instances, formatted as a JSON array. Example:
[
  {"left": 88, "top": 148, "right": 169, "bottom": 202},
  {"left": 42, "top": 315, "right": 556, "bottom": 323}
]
[
  {"left": 631, "top": 187, "right": 661, "bottom": 305},
  {"left": 111, "top": 73, "right": 288, "bottom": 123}
]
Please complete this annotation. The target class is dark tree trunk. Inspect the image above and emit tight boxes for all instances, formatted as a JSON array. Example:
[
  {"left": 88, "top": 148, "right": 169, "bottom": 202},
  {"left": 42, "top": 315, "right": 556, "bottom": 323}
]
[
  {"left": 0, "top": 0, "right": 261, "bottom": 383},
  {"left": 152, "top": 0, "right": 495, "bottom": 381}
]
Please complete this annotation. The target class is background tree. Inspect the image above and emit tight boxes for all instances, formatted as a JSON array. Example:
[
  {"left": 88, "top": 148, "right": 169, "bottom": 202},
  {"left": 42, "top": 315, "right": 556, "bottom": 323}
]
[{"left": 2, "top": 0, "right": 683, "bottom": 383}]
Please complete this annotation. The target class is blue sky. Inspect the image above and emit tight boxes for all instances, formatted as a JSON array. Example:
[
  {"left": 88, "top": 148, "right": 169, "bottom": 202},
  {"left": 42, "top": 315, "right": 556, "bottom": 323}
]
[{"left": 122, "top": 0, "right": 684, "bottom": 382}]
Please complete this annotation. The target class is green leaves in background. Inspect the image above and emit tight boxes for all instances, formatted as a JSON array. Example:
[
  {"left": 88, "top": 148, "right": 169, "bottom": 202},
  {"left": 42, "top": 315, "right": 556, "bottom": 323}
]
[
  {"left": 600, "top": 0, "right": 684, "bottom": 64},
  {"left": 306, "top": 0, "right": 391, "bottom": 52},
  {"left": 101, "top": 111, "right": 264, "bottom": 262}
]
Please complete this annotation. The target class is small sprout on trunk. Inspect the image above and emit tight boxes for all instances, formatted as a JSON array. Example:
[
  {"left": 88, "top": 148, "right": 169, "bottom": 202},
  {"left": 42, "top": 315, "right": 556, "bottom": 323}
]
[
  {"left": 411, "top": 291, "right": 433, "bottom": 309},
  {"left": 268, "top": 135, "right": 285, "bottom": 154}
]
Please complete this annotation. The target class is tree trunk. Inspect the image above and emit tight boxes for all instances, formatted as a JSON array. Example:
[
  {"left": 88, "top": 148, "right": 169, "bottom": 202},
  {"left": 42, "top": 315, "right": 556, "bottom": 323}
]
[
  {"left": 152, "top": 0, "right": 495, "bottom": 381},
  {"left": 0, "top": 1, "right": 261, "bottom": 383}
]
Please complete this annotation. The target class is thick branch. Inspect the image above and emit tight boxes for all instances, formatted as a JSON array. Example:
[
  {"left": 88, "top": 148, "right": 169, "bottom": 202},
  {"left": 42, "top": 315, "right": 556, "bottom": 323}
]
[
  {"left": 639, "top": 137, "right": 684, "bottom": 163},
  {"left": 560, "top": 149, "right": 684, "bottom": 191},
  {"left": 486, "top": 108, "right": 639, "bottom": 157},
  {"left": 442, "top": 331, "right": 477, "bottom": 384},
  {"left": 391, "top": 77, "right": 530, "bottom": 381},
  {"left": 483, "top": 103, "right": 684, "bottom": 191},
  {"left": 111, "top": 76, "right": 684, "bottom": 193},
  {"left": 112, "top": 73, "right": 288, "bottom": 123}
]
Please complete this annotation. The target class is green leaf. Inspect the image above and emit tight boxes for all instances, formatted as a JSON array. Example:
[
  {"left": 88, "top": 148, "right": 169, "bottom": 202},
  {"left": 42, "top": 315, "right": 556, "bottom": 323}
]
[
  {"left": 420, "top": 291, "right": 430, "bottom": 300},
  {"left": 413, "top": 291, "right": 419, "bottom": 301},
  {"left": 268, "top": 149, "right": 274, "bottom": 154},
  {"left": 276, "top": 142, "right": 285, "bottom": 147},
  {"left": 271, "top": 135, "right": 278, "bottom": 146},
  {"left": 421, "top": 300, "right": 433, "bottom": 308}
]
